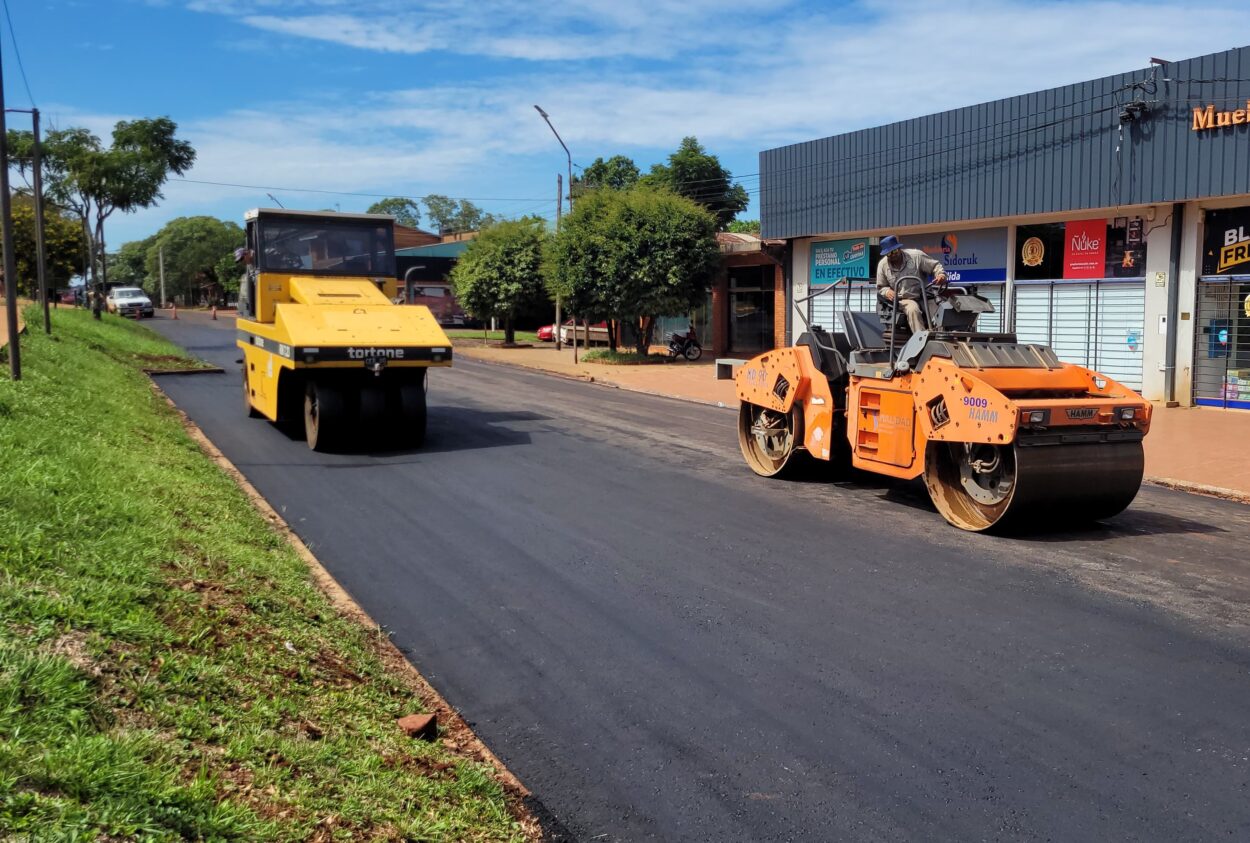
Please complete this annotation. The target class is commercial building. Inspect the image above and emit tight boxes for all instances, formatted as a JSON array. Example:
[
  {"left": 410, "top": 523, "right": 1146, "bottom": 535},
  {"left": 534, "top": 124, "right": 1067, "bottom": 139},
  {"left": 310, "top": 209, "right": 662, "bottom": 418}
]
[{"left": 760, "top": 45, "right": 1250, "bottom": 409}]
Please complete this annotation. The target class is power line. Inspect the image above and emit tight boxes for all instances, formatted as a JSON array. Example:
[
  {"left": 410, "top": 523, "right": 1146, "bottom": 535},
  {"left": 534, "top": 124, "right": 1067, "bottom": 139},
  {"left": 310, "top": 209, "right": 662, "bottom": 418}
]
[
  {"left": 168, "top": 177, "right": 552, "bottom": 203},
  {"left": 1, "top": 0, "right": 34, "bottom": 106}
]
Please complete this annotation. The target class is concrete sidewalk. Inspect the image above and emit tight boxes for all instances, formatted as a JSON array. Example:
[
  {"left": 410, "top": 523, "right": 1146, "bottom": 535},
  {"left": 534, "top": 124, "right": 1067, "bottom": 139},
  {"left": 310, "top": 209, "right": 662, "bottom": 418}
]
[{"left": 456, "top": 342, "right": 1250, "bottom": 501}]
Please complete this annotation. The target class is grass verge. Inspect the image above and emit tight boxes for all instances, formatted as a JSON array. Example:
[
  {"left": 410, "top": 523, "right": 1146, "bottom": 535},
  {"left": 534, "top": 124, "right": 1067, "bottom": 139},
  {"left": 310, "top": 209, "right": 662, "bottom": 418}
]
[
  {"left": 0, "top": 307, "right": 530, "bottom": 841},
  {"left": 579, "top": 349, "right": 670, "bottom": 365},
  {"left": 444, "top": 330, "right": 540, "bottom": 344}
]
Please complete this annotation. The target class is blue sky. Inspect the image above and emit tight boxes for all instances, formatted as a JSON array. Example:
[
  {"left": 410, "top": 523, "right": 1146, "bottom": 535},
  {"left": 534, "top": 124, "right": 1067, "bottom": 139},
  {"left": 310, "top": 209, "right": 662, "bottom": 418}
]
[{"left": 4, "top": 0, "right": 1245, "bottom": 246}]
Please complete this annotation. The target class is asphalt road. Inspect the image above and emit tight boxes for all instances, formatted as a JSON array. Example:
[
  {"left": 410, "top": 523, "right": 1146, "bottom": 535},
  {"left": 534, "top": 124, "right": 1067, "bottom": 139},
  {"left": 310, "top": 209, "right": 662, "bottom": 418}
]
[{"left": 150, "top": 312, "right": 1250, "bottom": 842}]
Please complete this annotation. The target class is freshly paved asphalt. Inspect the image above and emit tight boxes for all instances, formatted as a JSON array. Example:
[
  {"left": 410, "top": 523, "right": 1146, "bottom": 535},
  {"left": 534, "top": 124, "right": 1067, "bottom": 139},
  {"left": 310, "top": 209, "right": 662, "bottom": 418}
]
[{"left": 150, "top": 312, "right": 1250, "bottom": 842}]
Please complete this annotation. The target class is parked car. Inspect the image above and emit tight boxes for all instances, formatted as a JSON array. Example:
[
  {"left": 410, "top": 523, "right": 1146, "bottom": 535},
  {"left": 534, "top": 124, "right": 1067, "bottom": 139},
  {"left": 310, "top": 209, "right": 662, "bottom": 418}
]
[
  {"left": 406, "top": 282, "right": 470, "bottom": 327},
  {"left": 537, "top": 323, "right": 556, "bottom": 342},
  {"left": 558, "top": 320, "right": 610, "bottom": 345},
  {"left": 105, "top": 287, "right": 154, "bottom": 318}
]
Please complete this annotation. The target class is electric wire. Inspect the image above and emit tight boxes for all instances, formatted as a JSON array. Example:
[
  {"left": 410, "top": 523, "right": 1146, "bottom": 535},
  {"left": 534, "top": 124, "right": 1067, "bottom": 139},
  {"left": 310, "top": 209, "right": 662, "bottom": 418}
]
[{"left": 0, "top": 0, "right": 34, "bottom": 106}]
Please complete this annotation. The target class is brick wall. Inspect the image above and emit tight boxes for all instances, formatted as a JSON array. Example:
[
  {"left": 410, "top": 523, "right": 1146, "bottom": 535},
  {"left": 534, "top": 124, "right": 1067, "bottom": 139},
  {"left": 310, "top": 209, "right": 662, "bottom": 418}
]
[{"left": 711, "top": 270, "right": 728, "bottom": 356}]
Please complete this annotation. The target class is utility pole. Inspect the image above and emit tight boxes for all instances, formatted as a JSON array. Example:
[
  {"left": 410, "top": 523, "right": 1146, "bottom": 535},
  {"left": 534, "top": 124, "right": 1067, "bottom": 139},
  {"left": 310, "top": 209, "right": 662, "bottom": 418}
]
[
  {"left": 158, "top": 246, "right": 167, "bottom": 307},
  {"left": 0, "top": 47, "right": 21, "bottom": 380},
  {"left": 31, "top": 109, "right": 49, "bottom": 334},
  {"left": 554, "top": 173, "right": 562, "bottom": 351}
]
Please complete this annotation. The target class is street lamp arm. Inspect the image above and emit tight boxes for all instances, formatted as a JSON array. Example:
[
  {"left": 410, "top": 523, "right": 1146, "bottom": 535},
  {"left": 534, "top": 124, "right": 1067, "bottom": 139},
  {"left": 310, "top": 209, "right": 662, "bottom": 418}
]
[{"left": 533, "top": 104, "right": 571, "bottom": 167}]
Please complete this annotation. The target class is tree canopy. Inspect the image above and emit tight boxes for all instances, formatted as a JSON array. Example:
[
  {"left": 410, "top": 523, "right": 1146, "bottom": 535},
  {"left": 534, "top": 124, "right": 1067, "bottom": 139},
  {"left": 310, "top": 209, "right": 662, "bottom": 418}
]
[
  {"left": 726, "top": 219, "right": 761, "bottom": 235},
  {"left": 546, "top": 185, "right": 719, "bottom": 353},
  {"left": 449, "top": 217, "right": 548, "bottom": 344},
  {"left": 572, "top": 155, "right": 641, "bottom": 198},
  {"left": 138, "top": 216, "right": 243, "bottom": 302},
  {"left": 643, "top": 137, "right": 748, "bottom": 230},
  {"left": 5, "top": 194, "right": 87, "bottom": 297},
  {"left": 7, "top": 119, "right": 195, "bottom": 311},
  {"left": 422, "top": 194, "right": 498, "bottom": 235},
  {"left": 365, "top": 197, "right": 422, "bottom": 228}
]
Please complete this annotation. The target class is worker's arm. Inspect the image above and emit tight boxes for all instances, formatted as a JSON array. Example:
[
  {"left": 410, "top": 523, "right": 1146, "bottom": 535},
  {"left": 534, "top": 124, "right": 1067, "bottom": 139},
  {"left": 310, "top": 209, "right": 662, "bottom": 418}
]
[
  {"left": 876, "top": 260, "right": 896, "bottom": 301},
  {"left": 918, "top": 253, "right": 948, "bottom": 283}
]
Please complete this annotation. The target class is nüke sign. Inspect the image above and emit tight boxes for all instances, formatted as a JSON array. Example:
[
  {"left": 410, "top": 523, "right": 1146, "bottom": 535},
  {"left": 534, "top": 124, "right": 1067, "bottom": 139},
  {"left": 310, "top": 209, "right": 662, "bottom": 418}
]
[{"left": 1192, "top": 101, "right": 1250, "bottom": 131}]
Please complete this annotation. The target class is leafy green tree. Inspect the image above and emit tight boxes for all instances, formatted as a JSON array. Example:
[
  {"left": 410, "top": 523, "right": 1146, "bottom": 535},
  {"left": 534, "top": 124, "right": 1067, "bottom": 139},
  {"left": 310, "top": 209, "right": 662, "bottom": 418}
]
[
  {"left": 572, "top": 155, "right": 640, "bottom": 198},
  {"left": 727, "top": 219, "right": 761, "bottom": 235},
  {"left": 450, "top": 217, "right": 548, "bottom": 344},
  {"left": 644, "top": 137, "right": 748, "bottom": 230},
  {"left": 8, "top": 119, "right": 195, "bottom": 316},
  {"left": 366, "top": 197, "right": 422, "bottom": 227},
  {"left": 422, "top": 194, "right": 499, "bottom": 235},
  {"left": 546, "top": 186, "right": 719, "bottom": 354},
  {"left": 5, "top": 194, "right": 87, "bottom": 297},
  {"left": 144, "top": 216, "right": 243, "bottom": 304},
  {"left": 109, "top": 235, "right": 157, "bottom": 288}
]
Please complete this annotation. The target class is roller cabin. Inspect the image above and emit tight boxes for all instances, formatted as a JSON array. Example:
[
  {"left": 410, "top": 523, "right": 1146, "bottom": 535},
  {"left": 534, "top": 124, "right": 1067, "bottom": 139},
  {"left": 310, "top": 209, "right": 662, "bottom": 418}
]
[
  {"left": 236, "top": 209, "right": 452, "bottom": 451},
  {"left": 735, "top": 276, "right": 1151, "bottom": 532}
]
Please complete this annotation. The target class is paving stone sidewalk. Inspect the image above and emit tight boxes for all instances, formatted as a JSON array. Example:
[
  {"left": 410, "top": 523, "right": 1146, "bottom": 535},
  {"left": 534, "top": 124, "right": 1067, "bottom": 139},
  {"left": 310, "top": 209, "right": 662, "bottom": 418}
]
[{"left": 457, "top": 342, "right": 1250, "bottom": 501}]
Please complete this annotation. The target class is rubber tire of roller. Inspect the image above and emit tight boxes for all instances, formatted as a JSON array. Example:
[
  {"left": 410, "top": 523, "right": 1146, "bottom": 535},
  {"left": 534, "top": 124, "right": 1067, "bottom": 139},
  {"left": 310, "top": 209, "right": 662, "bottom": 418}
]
[
  {"left": 243, "top": 367, "right": 263, "bottom": 418},
  {"left": 398, "top": 380, "right": 427, "bottom": 448},
  {"left": 305, "top": 381, "right": 348, "bottom": 452}
]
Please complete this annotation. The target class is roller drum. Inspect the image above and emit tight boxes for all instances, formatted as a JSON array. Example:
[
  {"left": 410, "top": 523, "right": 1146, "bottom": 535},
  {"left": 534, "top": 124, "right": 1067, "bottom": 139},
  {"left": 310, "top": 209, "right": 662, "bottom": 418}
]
[{"left": 925, "top": 440, "right": 1144, "bottom": 532}]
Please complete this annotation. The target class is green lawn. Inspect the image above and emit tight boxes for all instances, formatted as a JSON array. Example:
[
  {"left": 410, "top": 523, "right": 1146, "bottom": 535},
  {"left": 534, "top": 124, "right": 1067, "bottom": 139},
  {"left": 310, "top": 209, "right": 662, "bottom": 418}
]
[
  {"left": 0, "top": 308, "right": 528, "bottom": 841},
  {"left": 444, "top": 330, "right": 541, "bottom": 344},
  {"left": 579, "top": 349, "right": 669, "bottom": 365}
]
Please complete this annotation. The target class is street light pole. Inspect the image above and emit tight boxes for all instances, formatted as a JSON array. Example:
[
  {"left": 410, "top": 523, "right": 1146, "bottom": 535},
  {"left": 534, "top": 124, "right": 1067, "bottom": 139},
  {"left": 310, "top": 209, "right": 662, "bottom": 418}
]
[
  {"left": 535, "top": 104, "right": 573, "bottom": 354},
  {"left": 0, "top": 48, "right": 21, "bottom": 380},
  {"left": 31, "top": 109, "right": 49, "bottom": 334}
]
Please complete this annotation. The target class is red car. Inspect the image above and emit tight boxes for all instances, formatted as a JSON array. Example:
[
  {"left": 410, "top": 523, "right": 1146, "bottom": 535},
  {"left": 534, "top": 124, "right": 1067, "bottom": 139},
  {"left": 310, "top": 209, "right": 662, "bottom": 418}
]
[{"left": 537, "top": 323, "right": 556, "bottom": 342}]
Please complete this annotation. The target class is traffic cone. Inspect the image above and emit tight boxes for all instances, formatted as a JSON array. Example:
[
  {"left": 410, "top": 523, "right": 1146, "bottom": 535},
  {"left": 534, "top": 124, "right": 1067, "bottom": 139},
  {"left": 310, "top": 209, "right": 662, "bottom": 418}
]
[{"left": 211, "top": 305, "right": 217, "bottom": 320}]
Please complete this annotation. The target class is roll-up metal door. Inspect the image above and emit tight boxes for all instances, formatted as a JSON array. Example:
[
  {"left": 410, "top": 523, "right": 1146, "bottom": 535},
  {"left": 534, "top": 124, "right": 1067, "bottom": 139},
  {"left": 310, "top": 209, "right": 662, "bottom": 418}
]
[
  {"left": 1193, "top": 276, "right": 1250, "bottom": 409},
  {"left": 811, "top": 281, "right": 1006, "bottom": 334},
  {"left": 1012, "top": 280, "right": 1145, "bottom": 390},
  {"left": 808, "top": 281, "right": 876, "bottom": 333}
]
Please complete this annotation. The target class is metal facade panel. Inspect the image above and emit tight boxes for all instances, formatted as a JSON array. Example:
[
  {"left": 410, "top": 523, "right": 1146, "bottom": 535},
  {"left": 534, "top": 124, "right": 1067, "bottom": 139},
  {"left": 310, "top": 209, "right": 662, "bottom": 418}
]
[{"left": 761, "top": 46, "right": 1250, "bottom": 240}]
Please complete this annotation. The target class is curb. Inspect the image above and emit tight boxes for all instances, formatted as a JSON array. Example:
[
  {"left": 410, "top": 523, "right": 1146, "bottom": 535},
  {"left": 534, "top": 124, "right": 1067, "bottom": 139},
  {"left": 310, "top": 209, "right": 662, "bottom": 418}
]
[
  {"left": 1144, "top": 476, "right": 1250, "bottom": 505},
  {"left": 145, "top": 366, "right": 226, "bottom": 376},
  {"left": 459, "top": 350, "right": 1250, "bottom": 504},
  {"left": 146, "top": 377, "right": 543, "bottom": 839}
]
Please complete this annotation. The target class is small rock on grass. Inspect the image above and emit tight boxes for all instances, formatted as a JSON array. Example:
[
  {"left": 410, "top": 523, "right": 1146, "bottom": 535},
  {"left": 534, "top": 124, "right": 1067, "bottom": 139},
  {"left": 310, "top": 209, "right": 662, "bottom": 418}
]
[{"left": 397, "top": 712, "right": 437, "bottom": 740}]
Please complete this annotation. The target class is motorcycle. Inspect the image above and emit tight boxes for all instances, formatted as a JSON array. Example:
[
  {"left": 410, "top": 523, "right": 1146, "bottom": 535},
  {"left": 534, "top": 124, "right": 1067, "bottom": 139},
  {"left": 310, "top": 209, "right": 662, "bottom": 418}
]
[{"left": 667, "top": 325, "right": 703, "bottom": 361}]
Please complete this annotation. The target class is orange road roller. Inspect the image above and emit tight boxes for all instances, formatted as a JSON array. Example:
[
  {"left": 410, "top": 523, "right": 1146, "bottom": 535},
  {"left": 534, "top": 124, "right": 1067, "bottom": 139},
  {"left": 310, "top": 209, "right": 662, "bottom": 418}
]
[{"left": 735, "top": 277, "right": 1151, "bottom": 532}]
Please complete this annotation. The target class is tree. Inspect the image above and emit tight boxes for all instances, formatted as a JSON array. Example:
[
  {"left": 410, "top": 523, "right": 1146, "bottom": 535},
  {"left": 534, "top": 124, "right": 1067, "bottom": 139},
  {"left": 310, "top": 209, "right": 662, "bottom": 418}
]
[
  {"left": 8, "top": 119, "right": 195, "bottom": 317},
  {"left": 643, "top": 137, "right": 748, "bottom": 230},
  {"left": 450, "top": 217, "right": 548, "bottom": 344},
  {"left": 422, "top": 194, "right": 499, "bottom": 235},
  {"left": 143, "top": 216, "right": 243, "bottom": 304},
  {"left": 572, "top": 155, "right": 640, "bottom": 198},
  {"left": 366, "top": 197, "right": 422, "bottom": 228},
  {"left": 727, "top": 219, "right": 761, "bottom": 235},
  {"left": 109, "top": 235, "right": 157, "bottom": 288},
  {"left": 546, "top": 186, "right": 719, "bottom": 354},
  {"left": 5, "top": 194, "right": 87, "bottom": 297}
]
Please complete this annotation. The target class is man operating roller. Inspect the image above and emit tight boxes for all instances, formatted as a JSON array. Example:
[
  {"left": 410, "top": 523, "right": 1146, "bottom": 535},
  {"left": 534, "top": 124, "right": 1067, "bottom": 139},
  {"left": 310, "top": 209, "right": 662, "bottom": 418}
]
[{"left": 875, "top": 234, "right": 948, "bottom": 334}]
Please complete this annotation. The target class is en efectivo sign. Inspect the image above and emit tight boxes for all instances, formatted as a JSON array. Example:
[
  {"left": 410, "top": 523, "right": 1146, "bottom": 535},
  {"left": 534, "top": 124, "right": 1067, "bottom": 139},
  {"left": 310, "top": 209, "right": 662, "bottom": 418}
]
[{"left": 811, "top": 238, "right": 869, "bottom": 285}]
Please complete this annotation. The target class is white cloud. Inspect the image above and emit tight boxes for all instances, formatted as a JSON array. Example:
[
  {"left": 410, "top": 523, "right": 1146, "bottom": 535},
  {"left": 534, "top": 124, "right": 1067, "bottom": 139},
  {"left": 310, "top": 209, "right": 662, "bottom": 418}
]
[{"left": 95, "top": 0, "right": 1246, "bottom": 243}]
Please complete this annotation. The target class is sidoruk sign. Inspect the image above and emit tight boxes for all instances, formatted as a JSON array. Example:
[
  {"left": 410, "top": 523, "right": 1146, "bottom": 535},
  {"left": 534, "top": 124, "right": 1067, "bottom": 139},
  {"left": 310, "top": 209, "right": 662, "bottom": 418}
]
[
  {"left": 912, "top": 227, "right": 1008, "bottom": 283},
  {"left": 1192, "top": 101, "right": 1250, "bottom": 131}
]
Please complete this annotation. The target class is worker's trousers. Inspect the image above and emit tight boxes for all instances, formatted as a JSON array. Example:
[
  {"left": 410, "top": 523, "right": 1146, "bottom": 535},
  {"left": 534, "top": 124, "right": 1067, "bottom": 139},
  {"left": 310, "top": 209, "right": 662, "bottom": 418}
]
[{"left": 899, "top": 299, "right": 926, "bottom": 334}]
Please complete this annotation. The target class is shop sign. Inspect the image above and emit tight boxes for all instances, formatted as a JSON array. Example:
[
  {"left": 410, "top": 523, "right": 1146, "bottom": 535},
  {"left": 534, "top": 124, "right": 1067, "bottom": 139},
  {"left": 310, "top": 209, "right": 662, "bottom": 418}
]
[
  {"left": 1063, "top": 218, "right": 1107, "bottom": 279},
  {"left": 811, "top": 238, "right": 869, "bottom": 285},
  {"left": 912, "top": 227, "right": 1008, "bottom": 282},
  {"left": 1201, "top": 207, "right": 1250, "bottom": 275},
  {"left": 1192, "top": 101, "right": 1250, "bottom": 131}
]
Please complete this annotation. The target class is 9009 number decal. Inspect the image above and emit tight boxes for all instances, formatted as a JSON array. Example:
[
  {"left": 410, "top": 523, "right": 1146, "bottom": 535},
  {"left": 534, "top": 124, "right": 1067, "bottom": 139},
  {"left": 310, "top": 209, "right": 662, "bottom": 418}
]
[{"left": 961, "top": 396, "right": 988, "bottom": 408}]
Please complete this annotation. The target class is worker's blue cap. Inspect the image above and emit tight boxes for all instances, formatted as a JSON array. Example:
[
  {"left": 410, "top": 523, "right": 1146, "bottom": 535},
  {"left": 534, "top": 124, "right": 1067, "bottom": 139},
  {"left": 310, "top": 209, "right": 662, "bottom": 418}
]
[{"left": 880, "top": 235, "right": 903, "bottom": 255}]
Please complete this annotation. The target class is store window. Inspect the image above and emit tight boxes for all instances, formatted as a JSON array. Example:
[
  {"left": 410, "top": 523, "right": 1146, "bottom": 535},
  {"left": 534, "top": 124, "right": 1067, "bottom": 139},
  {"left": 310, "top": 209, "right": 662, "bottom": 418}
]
[
  {"left": 1194, "top": 206, "right": 1250, "bottom": 409},
  {"left": 1013, "top": 218, "right": 1148, "bottom": 390}
]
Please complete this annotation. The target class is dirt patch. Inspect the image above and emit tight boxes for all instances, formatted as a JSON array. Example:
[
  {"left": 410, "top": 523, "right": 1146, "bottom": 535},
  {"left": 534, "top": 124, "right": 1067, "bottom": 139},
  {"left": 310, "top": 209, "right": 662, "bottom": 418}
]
[{"left": 43, "top": 629, "right": 102, "bottom": 678}]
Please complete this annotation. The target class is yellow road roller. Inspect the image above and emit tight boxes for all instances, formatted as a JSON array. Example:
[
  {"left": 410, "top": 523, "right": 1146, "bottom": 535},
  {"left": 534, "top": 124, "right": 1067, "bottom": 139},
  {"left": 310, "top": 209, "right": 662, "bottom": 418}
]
[
  {"left": 237, "top": 208, "right": 451, "bottom": 451},
  {"left": 735, "top": 277, "right": 1151, "bottom": 532}
]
